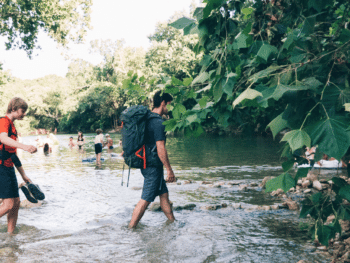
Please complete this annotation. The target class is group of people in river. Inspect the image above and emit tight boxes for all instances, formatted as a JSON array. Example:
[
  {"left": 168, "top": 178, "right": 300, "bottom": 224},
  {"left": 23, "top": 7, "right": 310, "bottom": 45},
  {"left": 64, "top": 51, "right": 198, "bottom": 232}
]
[{"left": 0, "top": 92, "right": 176, "bottom": 232}]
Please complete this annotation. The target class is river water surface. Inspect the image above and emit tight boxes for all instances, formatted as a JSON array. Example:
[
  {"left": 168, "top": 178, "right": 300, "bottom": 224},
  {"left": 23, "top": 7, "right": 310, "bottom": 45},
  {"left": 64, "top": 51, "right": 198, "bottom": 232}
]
[{"left": 0, "top": 134, "right": 331, "bottom": 262}]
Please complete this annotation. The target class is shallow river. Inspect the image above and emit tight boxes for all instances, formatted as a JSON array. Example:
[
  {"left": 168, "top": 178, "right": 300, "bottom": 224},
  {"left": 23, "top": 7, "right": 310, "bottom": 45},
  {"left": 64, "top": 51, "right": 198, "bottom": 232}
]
[{"left": 0, "top": 134, "right": 332, "bottom": 262}]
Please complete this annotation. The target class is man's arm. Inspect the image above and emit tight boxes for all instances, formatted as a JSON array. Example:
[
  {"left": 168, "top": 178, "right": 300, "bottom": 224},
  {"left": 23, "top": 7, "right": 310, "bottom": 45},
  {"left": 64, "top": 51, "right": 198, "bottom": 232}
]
[
  {"left": 0, "top": 132, "right": 37, "bottom": 153},
  {"left": 156, "top": 140, "right": 176, "bottom": 182},
  {"left": 16, "top": 166, "right": 32, "bottom": 183}
]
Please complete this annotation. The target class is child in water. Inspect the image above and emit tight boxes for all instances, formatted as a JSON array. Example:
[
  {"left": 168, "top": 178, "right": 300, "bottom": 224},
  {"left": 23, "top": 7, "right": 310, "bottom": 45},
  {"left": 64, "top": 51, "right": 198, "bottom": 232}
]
[
  {"left": 94, "top": 129, "right": 103, "bottom": 165},
  {"left": 68, "top": 137, "right": 75, "bottom": 147}
]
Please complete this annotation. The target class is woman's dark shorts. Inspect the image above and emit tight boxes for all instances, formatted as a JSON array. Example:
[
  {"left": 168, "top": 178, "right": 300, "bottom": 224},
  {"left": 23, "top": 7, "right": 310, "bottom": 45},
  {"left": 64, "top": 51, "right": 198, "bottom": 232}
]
[
  {"left": 109, "top": 146, "right": 114, "bottom": 149},
  {"left": 0, "top": 166, "right": 19, "bottom": 199},
  {"left": 141, "top": 166, "right": 168, "bottom": 202},
  {"left": 94, "top": 143, "right": 103, "bottom": 154}
]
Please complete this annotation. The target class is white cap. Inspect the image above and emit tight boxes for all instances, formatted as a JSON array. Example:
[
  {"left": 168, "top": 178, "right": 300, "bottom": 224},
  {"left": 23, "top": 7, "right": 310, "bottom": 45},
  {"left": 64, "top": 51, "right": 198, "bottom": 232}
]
[{"left": 105, "top": 134, "right": 110, "bottom": 137}]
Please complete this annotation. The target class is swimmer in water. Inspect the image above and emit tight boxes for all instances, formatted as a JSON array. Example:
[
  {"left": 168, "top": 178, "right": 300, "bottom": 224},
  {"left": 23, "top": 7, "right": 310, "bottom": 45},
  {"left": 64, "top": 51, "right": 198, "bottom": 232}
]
[
  {"left": 104, "top": 134, "right": 113, "bottom": 149},
  {"left": 77, "top": 131, "right": 85, "bottom": 149},
  {"left": 43, "top": 143, "right": 52, "bottom": 154},
  {"left": 68, "top": 137, "right": 75, "bottom": 147},
  {"left": 94, "top": 129, "right": 103, "bottom": 165}
]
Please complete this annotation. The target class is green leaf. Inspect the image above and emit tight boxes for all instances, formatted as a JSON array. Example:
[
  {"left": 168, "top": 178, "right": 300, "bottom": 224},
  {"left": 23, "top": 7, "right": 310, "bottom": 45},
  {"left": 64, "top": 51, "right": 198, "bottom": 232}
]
[
  {"left": 267, "top": 113, "right": 289, "bottom": 139},
  {"left": 309, "top": 118, "right": 350, "bottom": 160},
  {"left": 272, "top": 83, "right": 311, "bottom": 101},
  {"left": 294, "top": 168, "right": 309, "bottom": 184},
  {"left": 301, "top": 16, "right": 316, "bottom": 36},
  {"left": 198, "top": 97, "right": 208, "bottom": 109},
  {"left": 183, "top": 78, "right": 193, "bottom": 87},
  {"left": 332, "top": 177, "right": 347, "bottom": 188},
  {"left": 232, "top": 88, "right": 262, "bottom": 109},
  {"left": 282, "top": 160, "right": 295, "bottom": 172},
  {"left": 339, "top": 185, "right": 350, "bottom": 202},
  {"left": 192, "top": 72, "right": 209, "bottom": 85},
  {"left": 172, "top": 104, "right": 186, "bottom": 119},
  {"left": 193, "top": 123, "right": 205, "bottom": 137},
  {"left": 248, "top": 65, "right": 282, "bottom": 83},
  {"left": 345, "top": 103, "right": 350, "bottom": 112},
  {"left": 203, "top": 0, "right": 225, "bottom": 19},
  {"left": 257, "top": 44, "right": 278, "bottom": 62},
  {"left": 317, "top": 225, "right": 332, "bottom": 246},
  {"left": 265, "top": 172, "right": 295, "bottom": 193},
  {"left": 223, "top": 75, "right": 236, "bottom": 95},
  {"left": 169, "top": 17, "right": 196, "bottom": 29},
  {"left": 289, "top": 47, "right": 308, "bottom": 63},
  {"left": 184, "top": 22, "right": 198, "bottom": 35},
  {"left": 213, "top": 78, "right": 225, "bottom": 102},
  {"left": 300, "top": 204, "right": 314, "bottom": 218},
  {"left": 163, "top": 119, "right": 177, "bottom": 132},
  {"left": 193, "top": 7, "right": 204, "bottom": 20},
  {"left": 338, "top": 29, "right": 350, "bottom": 43},
  {"left": 171, "top": 76, "right": 183, "bottom": 86},
  {"left": 186, "top": 114, "right": 198, "bottom": 124},
  {"left": 281, "top": 130, "right": 311, "bottom": 152}
]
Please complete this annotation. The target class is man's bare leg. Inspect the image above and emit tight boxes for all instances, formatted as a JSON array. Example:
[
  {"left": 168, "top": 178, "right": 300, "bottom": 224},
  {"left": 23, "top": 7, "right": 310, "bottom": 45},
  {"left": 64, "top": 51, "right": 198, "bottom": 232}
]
[
  {"left": 159, "top": 192, "right": 175, "bottom": 222},
  {"left": 7, "top": 198, "right": 20, "bottom": 233},
  {"left": 129, "top": 199, "right": 150, "bottom": 228}
]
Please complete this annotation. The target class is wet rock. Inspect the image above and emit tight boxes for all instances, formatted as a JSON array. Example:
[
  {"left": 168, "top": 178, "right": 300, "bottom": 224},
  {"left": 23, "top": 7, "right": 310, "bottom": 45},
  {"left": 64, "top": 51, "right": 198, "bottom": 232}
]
[
  {"left": 227, "top": 182, "right": 240, "bottom": 186},
  {"left": 304, "top": 189, "right": 312, "bottom": 194},
  {"left": 20, "top": 200, "right": 42, "bottom": 208},
  {"left": 221, "top": 203, "right": 228, "bottom": 208},
  {"left": 201, "top": 181, "right": 212, "bottom": 185},
  {"left": 302, "top": 180, "right": 311, "bottom": 188},
  {"left": 278, "top": 203, "right": 289, "bottom": 209},
  {"left": 317, "top": 246, "right": 328, "bottom": 251},
  {"left": 319, "top": 179, "right": 328, "bottom": 183},
  {"left": 307, "top": 172, "right": 318, "bottom": 182},
  {"left": 149, "top": 202, "right": 162, "bottom": 212},
  {"left": 250, "top": 182, "right": 258, "bottom": 187},
  {"left": 197, "top": 186, "right": 207, "bottom": 191},
  {"left": 213, "top": 183, "right": 222, "bottom": 188},
  {"left": 297, "top": 179, "right": 303, "bottom": 186},
  {"left": 260, "top": 176, "right": 276, "bottom": 189},
  {"left": 282, "top": 199, "right": 299, "bottom": 210},
  {"left": 262, "top": 205, "right": 271, "bottom": 211},
  {"left": 344, "top": 237, "right": 350, "bottom": 246},
  {"left": 177, "top": 182, "right": 181, "bottom": 185},
  {"left": 327, "top": 215, "right": 336, "bottom": 224},
  {"left": 201, "top": 205, "right": 221, "bottom": 210},
  {"left": 183, "top": 180, "right": 192, "bottom": 185},
  {"left": 271, "top": 188, "right": 284, "bottom": 196},
  {"left": 131, "top": 186, "right": 142, "bottom": 190},
  {"left": 270, "top": 205, "right": 279, "bottom": 210},
  {"left": 239, "top": 184, "right": 248, "bottom": 191},
  {"left": 245, "top": 205, "right": 259, "bottom": 211},
  {"left": 340, "top": 220, "right": 350, "bottom": 233},
  {"left": 232, "top": 203, "right": 241, "bottom": 209},
  {"left": 288, "top": 187, "right": 295, "bottom": 192},
  {"left": 174, "top": 204, "right": 196, "bottom": 211},
  {"left": 296, "top": 185, "right": 301, "bottom": 190},
  {"left": 312, "top": 180, "right": 323, "bottom": 191},
  {"left": 0, "top": 247, "right": 12, "bottom": 256},
  {"left": 321, "top": 183, "right": 329, "bottom": 189}
]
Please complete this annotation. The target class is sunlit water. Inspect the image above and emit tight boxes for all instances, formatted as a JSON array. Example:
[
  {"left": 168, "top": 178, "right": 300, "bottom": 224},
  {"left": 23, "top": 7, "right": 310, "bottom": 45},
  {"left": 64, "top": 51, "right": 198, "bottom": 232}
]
[{"left": 0, "top": 134, "right": 332, "bottom": 262}]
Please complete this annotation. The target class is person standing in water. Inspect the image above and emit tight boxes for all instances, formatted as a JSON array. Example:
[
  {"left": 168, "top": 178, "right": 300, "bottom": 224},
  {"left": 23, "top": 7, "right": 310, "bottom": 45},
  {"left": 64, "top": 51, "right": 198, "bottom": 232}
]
[
  {"left": 129, "top": 91, "right": 176, "bottom": 228},
  {"left": 104, "top": 134, "right": 113, "bottom": 149},
  {"left": 77, "top": 131, "right": 85, "bottom": 149},
  {"left": 0, "top": 97, "right": 37, "bottom": 233},
  {"left": 94, "top": 129, "right": 104, "bottom": 165}
]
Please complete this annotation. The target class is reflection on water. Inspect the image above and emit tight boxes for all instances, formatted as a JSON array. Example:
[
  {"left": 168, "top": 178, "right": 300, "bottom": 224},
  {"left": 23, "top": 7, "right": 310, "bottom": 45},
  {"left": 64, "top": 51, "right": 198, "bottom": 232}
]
[{"left": 0, "top": 134, "right": 331, "bottom": 262}]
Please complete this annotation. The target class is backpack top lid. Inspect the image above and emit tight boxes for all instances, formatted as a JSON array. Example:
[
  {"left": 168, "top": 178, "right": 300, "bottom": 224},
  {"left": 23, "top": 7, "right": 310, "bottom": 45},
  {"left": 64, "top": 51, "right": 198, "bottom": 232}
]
[{"left": 120, "top": 105, "right": 149, "bottom": 124}]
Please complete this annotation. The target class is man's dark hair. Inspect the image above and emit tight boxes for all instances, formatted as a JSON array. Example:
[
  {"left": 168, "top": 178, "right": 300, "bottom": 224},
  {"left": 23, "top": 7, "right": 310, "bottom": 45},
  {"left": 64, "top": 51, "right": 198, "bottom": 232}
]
[{"left": 153, "top": 91, "right": 173, "bottom": 108}]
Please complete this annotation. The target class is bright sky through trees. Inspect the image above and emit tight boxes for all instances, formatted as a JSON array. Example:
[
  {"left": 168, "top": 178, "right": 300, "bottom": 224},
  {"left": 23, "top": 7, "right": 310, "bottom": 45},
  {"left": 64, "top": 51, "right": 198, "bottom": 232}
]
[{"left": 0, "top": 0, "right": 194, "bottom": 80}]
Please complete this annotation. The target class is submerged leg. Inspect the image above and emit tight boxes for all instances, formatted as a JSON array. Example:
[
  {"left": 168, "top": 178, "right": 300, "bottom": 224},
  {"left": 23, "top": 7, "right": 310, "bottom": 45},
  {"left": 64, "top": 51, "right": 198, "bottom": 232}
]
[
  {"left": 159, "top": 192, "right": 175, "bottom": 222},
  {"left": 129, "top": 199, "right": 150, "bottom": 228},
  {"left": 2, "top": 198, "right": 20, "bottom": 233}
]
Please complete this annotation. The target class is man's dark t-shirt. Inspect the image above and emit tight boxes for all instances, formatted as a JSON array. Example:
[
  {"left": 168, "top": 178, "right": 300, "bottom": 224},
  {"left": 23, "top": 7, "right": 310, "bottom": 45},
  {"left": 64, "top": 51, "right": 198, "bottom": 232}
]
[{"left": 144, "top": 113, "right": 166, "bottom": 152}]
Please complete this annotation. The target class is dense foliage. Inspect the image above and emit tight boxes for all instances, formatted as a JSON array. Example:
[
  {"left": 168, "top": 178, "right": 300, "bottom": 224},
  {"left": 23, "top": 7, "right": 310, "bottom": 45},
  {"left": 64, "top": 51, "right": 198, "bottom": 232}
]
[{"left": 168, "top": 0, "right": 350, "bottom": 246}]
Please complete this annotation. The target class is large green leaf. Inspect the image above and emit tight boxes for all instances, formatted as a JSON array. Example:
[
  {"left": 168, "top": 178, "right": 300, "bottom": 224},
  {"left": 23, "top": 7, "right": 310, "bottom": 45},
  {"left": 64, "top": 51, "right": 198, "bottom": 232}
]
[
  {"left": 202, "top": 0, "right": 225, "bottom": 19},
  {"left": 257, "top": 44, "right": 278, "bottom": 62},
  {"left": 232, "top": 88, "right": 262, "bottom": 109},
  {"left": 248, "top": 65, "right": 282, "bottom": 83},
  {"left": 169, "top": 17, "right": 196, "bottom": 29},
  {"left": 281, "top": 130, "right": 311, "bottom": 152},
  {"left": 192, "top": 72, "right": 209, "bottom": 85},
  {"left": 213, "top": 78, "right": 225, "bottom": 102},
  {"left": 294, "top": 168, "right": 309, "bottom": 184},
  {"left": 339, "top": 185, "right": 350, "bottom": 202},
  {"left": 301, "top": 16, "right": 316, "bottom": 36},
  {"left": 309, "top": 118, "right": 350, "bottom": 160},
  {"left": 266, "top": 113, "right": 289, "bottom": 139},
  {"left": 172, "top": 104, "right": 186, "bottom": 119},
  {"left": 265, "top": 172, "right": 295, "bottom": 193}
]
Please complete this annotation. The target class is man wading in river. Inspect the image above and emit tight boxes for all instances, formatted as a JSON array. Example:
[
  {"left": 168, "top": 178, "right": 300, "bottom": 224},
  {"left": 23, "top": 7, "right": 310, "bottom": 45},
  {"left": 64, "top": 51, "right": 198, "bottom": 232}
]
[{"left": 129, "top": 91, "right": 176, "bottom": 228}]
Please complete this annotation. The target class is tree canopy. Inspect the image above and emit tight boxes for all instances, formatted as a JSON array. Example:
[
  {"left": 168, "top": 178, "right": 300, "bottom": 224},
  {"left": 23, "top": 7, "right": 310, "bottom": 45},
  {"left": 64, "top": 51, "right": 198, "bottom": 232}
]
[{"left": 0, "top": 0, "right": 92, "bottom": 55}]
